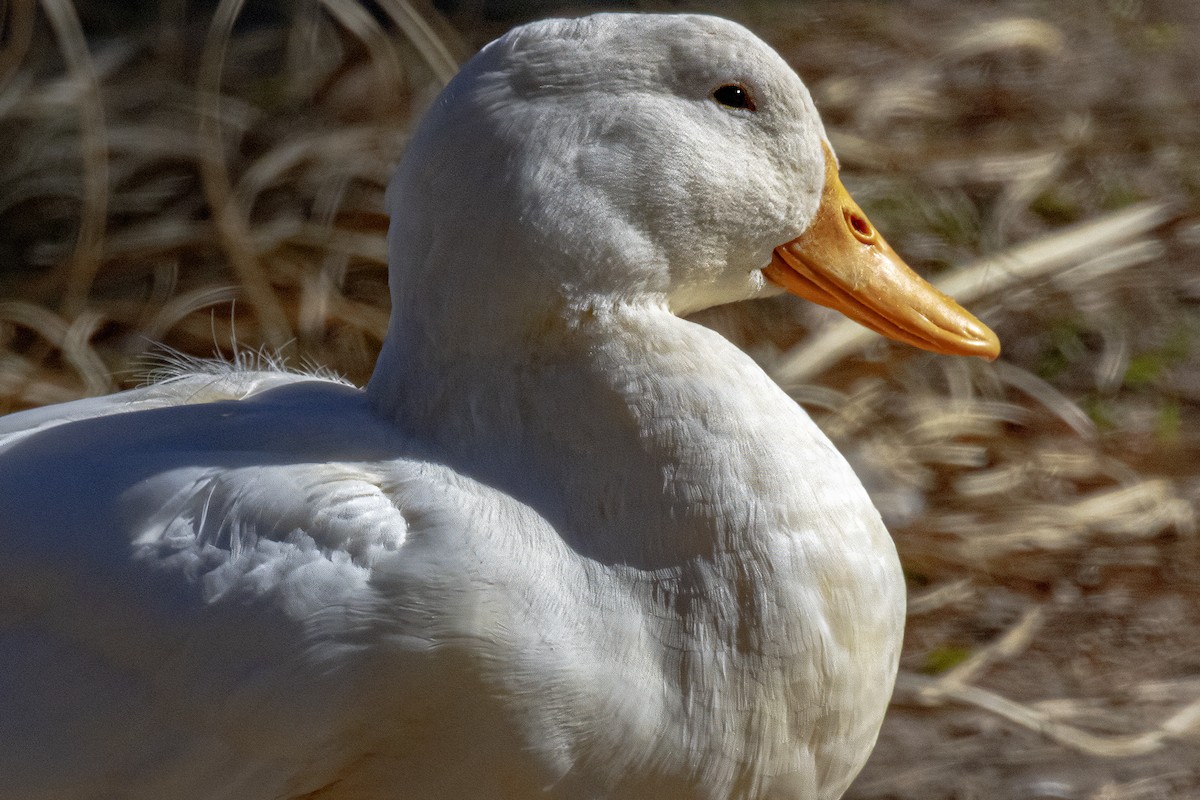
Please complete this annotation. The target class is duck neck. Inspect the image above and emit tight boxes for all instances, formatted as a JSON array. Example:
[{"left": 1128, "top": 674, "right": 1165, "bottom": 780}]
[{"left": 367, "top": 302, "right": 880, "bottom": 571}]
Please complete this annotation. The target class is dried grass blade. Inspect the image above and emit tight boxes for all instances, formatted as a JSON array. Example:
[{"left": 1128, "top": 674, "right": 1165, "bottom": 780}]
[
  {"left": 148, "top": 285, "right": 241, "bottom": 340},
  {"left": 903, "top": 672, "right": 1174, "bottom": 757},
  {"left": 374, "top": 0, "right": 460, "bottom": 85},
  {"left": 198, "top": 0, "right": 293, "bottom": 351},
  {"left": 924, "top": 605, "right": 1045, "bottom": 694},
  {"left": 39, "top": 0, "right": 108, "bottom": 314},
  {"left": 906, "top": 578, "right": 974, "bottom": 616},
  {"left": 0, "top": 300, "right": 110, "bottom": 395},
  {"left": 318, "top": 0, "right": 404, "bottom": 106},
  {"left": 990, "top": 360, "right": 1095, "bottom": 438}
]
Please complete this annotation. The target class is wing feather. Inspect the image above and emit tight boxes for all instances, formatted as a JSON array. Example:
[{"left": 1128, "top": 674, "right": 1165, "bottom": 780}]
[{"left": 0, "top": 374, "right": 432, "bottom": 798}]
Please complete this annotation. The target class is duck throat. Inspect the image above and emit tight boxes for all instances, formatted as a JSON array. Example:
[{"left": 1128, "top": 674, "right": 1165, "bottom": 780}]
[{"left": 368, "top": 303, "right": 886, "bottom": 570}]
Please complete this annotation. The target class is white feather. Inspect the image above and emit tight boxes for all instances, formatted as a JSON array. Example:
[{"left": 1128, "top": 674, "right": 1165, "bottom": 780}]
[{"left": 0, "top": 13, "right": 904, "bottom": 800}]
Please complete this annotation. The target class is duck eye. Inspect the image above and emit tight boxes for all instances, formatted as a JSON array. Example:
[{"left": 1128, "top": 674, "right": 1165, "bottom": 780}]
[{"left": 711, "top": 83, "right": 756, "bottom": 112}]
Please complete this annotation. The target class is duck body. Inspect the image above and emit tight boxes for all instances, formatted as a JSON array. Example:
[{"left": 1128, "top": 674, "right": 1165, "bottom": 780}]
[
  {"left": 0, "top": 12, "right": 997, "bottom": 799},
  {"left": 0, "top": 310, "right": 901, "bottom": 800}
]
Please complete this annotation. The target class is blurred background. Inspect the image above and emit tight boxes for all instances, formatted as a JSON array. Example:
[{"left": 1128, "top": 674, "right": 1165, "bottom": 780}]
[{"left": 1, "top": 0, "right": 1198, "bottom": 796}]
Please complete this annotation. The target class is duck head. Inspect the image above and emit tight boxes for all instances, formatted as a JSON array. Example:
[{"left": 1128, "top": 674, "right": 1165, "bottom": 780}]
[{"left": 376, "top": 13, "right": 998, "bottom": 361}]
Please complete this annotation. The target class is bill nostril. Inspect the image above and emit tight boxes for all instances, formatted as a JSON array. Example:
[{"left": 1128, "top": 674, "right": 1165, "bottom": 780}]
[{"left": 845, "top": 209, "right": 875, "bottom": 243}]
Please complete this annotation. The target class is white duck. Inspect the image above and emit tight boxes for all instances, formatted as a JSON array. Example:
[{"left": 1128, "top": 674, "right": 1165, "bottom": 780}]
[{"left": 0, "top": 13, "right": 998, "bottom": 800}]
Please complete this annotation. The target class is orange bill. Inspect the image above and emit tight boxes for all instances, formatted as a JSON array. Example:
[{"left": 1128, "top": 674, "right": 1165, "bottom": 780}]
[{"left": 764, "top": 143, "right": 1000, "bottom": 360}]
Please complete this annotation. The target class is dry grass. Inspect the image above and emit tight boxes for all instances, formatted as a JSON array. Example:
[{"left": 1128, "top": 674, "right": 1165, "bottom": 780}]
[{"left": 1, "top": 0, "right": 1198, "bottom": 797}]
